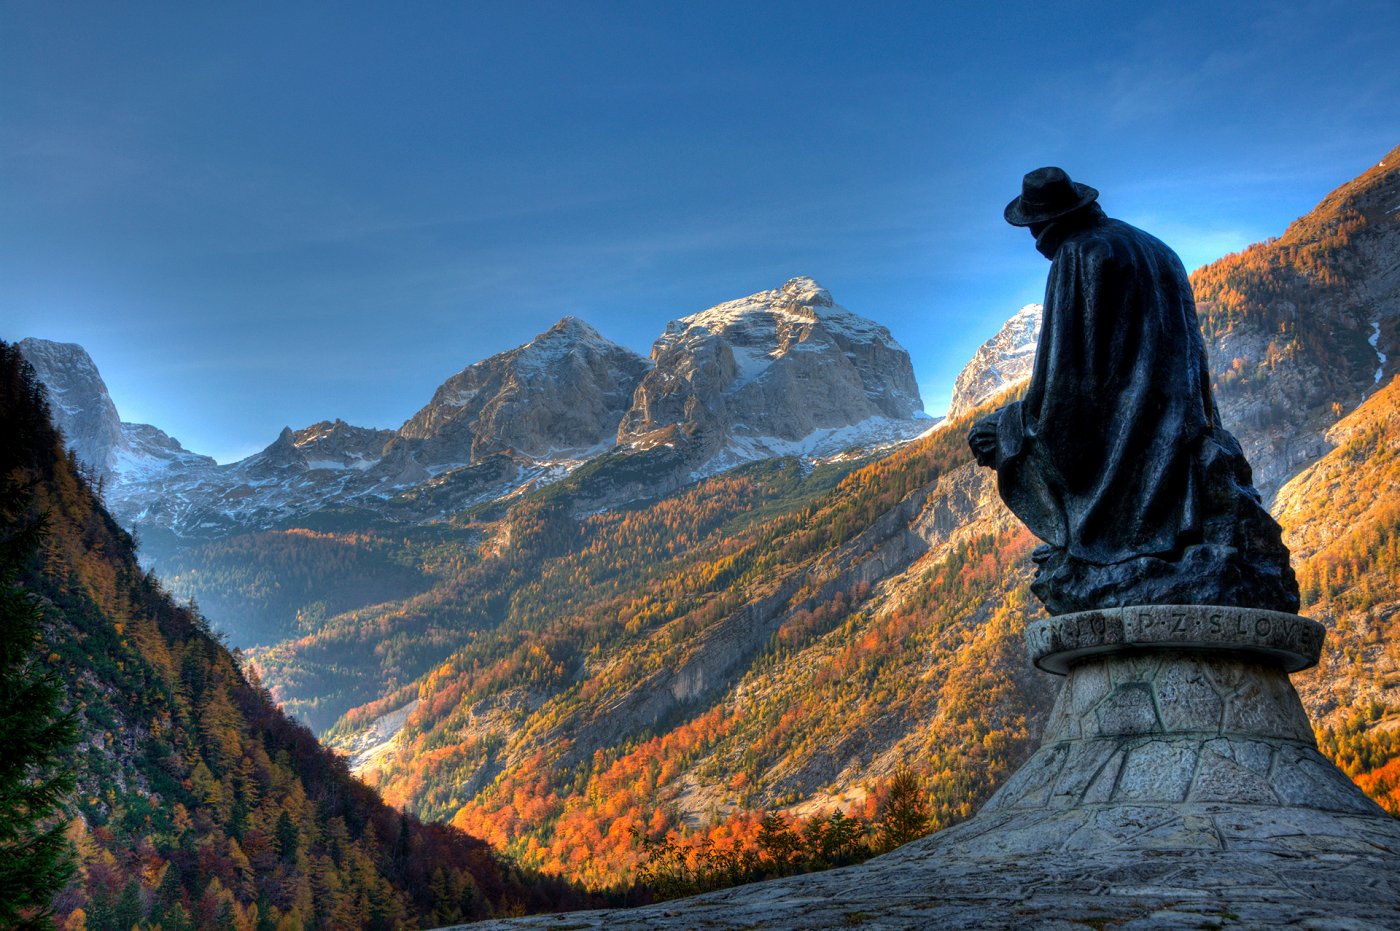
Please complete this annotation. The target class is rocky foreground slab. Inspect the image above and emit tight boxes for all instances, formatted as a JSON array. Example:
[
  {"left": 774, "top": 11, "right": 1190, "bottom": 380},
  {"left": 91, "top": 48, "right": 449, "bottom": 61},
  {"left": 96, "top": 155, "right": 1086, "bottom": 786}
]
[{"left": 460, "top": 606, "right": 1400, "bottom": 929}]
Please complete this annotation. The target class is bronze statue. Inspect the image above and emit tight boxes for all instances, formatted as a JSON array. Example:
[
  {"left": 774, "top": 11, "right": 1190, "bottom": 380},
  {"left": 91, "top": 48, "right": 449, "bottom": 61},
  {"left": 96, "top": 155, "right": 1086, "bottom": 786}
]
[{"left": 969, "top": 167, "right": 1299, "bottom": 615}]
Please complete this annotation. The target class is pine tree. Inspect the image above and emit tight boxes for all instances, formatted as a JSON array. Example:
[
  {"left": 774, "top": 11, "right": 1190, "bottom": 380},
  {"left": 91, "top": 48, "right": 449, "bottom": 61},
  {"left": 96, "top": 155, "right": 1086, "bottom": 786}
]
[
  {"left": 274, "top": 809, "right": 300, "bottom": 861},
  {"left": 876, "top": 768, "right": 930, "bottom": 852},
  {"left": 0, "top": 456, "right": 78, "bottom": 927}
]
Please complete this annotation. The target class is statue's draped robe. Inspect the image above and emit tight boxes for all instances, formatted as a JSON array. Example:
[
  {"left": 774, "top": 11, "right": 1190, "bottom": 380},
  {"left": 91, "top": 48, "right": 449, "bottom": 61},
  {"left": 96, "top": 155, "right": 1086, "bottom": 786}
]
[{"left": 988, "top": 212, "right": 1298, "bottom": 615}]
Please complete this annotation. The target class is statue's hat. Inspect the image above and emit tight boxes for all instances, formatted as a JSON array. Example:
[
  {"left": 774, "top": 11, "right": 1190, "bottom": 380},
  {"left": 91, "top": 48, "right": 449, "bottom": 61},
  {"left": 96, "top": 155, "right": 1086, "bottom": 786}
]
[{"left": 1004, "top": 167, "right": 1099, "bottom": 226}]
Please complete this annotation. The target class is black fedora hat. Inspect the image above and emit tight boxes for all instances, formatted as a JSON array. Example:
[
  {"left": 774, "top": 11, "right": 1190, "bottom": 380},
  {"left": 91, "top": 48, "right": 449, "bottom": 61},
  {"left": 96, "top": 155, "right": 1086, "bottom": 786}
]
[{"left": 1004, "top": 167, "right": 1098, "bottom": 227}]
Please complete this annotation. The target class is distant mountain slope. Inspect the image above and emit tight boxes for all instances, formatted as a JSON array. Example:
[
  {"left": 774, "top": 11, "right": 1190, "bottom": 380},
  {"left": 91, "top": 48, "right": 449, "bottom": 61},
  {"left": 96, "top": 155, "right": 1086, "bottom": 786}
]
[
  {"left": 254, "top": 456, "right": 871, "bottom": 734},
  {"left": 292, "top": 402, "right": 1048, "bottom": 888},
  {"left": 0, "top": 342, "right": 584, "bottom": 928}
]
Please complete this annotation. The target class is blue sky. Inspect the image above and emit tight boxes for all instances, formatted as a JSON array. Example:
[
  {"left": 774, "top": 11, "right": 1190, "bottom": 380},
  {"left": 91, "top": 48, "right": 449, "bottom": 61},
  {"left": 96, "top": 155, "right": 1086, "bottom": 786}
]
[{"left": 4, "top": 1, "right": 1398, "bottom": 462}]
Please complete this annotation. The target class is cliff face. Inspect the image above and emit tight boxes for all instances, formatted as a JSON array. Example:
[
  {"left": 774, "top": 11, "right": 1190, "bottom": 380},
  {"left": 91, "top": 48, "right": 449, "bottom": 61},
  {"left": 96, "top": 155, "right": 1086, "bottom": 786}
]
[
  {"left": 17, "top": 338, "right": 128, "bottom": 472},
  {"left": 398, "top": 316, "right": 652, "bottom": 466},
  {"left": 619, "top": 277, "right": 929, "bottom": 473},
  {"left": 1193, "top": 144, "right": 1400, "bottom": 499},
  {"left": 945, "top": 304, "right": 1040, "bottom": 421}
]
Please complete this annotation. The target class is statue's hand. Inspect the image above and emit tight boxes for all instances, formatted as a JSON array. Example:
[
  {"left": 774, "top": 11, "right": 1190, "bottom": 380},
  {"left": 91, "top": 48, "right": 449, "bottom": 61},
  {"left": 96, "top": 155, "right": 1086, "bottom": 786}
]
[{"left": 968, "top": 415, "right": 999, "bottom": 468}]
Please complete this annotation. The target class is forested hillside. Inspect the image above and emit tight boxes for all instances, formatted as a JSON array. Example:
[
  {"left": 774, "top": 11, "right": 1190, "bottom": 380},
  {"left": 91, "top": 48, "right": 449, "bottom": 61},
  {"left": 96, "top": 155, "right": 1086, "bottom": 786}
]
[
  {"left": 305, "top": 405, "right": 1051, "bottom": 890},
  {"left": 159, "top": 529, "right": 431, "bottom": 648},
  {"left": 1193, "top": 143, "right": 1400, "bottom": 496},
  {"left": 0, "top": 342, "right": 586, "bottom": 928},
  {"left": 1282, "top": 375, "right": 1400, "bottom": 814}
]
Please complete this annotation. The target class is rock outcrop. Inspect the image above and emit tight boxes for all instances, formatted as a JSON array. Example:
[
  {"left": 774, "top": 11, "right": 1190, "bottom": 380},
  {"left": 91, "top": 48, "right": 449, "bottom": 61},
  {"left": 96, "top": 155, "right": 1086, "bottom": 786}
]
[
  {"left": 398, "top": 316, "right": 651, "bottom": 468},
  {"left": 17, "top": 338, "right": 126, "bottom": 472},
  {"left": 24, "top": 287, "right": 934, "bottom": 549},
  {"left": 945, "top": 303, "right": 1040, "bottom": 421},
  {"left": 619, "top": 277, "right": 929, "bottom": 473}
]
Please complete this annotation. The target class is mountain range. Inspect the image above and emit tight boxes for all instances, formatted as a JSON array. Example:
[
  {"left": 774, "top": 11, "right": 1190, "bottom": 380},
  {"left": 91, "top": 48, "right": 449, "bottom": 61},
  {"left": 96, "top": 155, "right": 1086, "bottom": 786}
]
[
  {"left": 20, "top": 277, "right": 930, "bottom": 570},
  {"left": 17, "top": 143, "right": 1400, "bottom": 902}
]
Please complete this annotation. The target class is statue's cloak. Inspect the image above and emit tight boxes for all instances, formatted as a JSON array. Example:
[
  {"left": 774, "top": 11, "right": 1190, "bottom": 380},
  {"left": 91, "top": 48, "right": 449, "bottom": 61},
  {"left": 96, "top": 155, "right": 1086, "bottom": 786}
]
[{"left": 989, "top": 213, "right": 1298, "bottom": 615}]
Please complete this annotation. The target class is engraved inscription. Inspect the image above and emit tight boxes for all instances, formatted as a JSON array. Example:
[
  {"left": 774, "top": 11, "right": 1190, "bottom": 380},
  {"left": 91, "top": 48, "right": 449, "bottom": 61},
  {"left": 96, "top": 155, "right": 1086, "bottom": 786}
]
[{"left": 1029, "top": 607, "right": 1326, "bottom": 675}]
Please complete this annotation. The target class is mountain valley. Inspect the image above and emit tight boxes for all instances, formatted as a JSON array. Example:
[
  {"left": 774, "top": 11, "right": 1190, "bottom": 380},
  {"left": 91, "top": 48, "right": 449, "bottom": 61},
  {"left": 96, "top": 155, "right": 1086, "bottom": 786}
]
[{"left": 16, "top": 143, "right": 1400, "bottom": 902}]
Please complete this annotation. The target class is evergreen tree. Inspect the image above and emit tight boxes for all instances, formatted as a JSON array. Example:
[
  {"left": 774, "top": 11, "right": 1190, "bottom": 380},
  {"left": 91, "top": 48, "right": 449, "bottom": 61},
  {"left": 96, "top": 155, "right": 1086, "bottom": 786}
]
[
  {"left": 0, "top": 387, "right": 78, "bottom": 930},
  {"left": 275, "top": 809, "right": 300, "bottom": 861},
  {"left": 876, "top": 768, "right": 930, "bottom": 852}
]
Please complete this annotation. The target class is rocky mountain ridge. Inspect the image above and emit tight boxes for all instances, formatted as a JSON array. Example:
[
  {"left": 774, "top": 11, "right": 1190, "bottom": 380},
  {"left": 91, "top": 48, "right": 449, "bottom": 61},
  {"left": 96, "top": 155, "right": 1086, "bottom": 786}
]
[
  {"left": 22, "top": 281, "right": 927, "bottom": 562},
  {"left": 945, "top": 303, "right": 1041, "bottom": 421}
]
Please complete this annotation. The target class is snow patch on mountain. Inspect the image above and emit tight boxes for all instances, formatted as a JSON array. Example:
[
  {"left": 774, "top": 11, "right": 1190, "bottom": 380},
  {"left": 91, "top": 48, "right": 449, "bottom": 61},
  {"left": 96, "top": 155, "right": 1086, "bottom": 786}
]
[
  {"left": 1372, "top": 318, "right": 1387, "bottom": 384},
  {"left": 693, "top": 415, "right": 934, "bottom": 480}
]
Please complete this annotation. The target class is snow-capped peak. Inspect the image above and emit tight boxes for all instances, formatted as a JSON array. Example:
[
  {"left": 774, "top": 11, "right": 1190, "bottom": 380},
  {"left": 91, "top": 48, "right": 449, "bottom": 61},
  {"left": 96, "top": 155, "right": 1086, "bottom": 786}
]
[
  {"left": 945, "top": 304, "right": 1043, "bottom": 420},
  {"left": 662, "top": 276, "right": 893, "bottom": 353},
  {"left": 620, "top": 278, "right": 927, "bottom": 466},
  {"left": 513, "top": 316, "right": 630, "bottom": 376}
]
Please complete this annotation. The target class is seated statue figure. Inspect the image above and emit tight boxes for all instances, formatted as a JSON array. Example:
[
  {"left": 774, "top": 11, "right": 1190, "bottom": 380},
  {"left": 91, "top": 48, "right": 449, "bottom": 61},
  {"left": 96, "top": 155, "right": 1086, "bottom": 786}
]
[{"left": 969, "top": 167, "right": 1299, "bottom": 616}]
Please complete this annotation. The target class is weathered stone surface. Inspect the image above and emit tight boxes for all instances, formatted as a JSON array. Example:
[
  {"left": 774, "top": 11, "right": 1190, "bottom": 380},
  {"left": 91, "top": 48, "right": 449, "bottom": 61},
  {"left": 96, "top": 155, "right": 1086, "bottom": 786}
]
[{"left": 462, "top": 606, "right": 1400, "bottom": 929}]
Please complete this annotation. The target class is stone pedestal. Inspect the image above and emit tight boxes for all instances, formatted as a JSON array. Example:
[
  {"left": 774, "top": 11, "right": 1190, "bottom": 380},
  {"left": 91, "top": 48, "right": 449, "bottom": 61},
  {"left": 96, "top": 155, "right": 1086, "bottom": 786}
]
[
  {"left": 967, "top": 606, "right": 1392, "bottom": 855},
  {"left": 985, "top": 606, "right": 1364, "bottom": 812}
]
